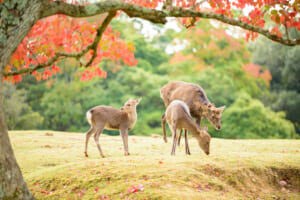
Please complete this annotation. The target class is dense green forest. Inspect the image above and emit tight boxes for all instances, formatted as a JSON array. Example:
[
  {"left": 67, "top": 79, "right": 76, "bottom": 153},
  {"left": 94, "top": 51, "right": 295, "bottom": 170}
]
[{"left": 6, "top": 17, "right": 299, "bottom": 139}]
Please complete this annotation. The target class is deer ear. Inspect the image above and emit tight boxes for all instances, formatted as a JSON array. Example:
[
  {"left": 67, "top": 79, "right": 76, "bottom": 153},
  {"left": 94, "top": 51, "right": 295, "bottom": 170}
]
[
  {"left": 129, "top": 97, "right": 134, "bottom": 101},
  {"left": 136, "top": 98, "right": 142, "bottom": 104},
  {"left": 218, "top": 106, "right": 226, "bottom": 112}
]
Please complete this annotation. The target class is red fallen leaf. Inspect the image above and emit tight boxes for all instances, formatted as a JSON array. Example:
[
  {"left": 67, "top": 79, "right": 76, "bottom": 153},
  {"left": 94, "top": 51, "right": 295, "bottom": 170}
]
[
  {"left": 126, "top": 184, "right": 144, "bottom": 193},
  {"left": 78, "top": 191, "right": 84, "bottom": 198},
  {"left": 94, "top": 186, "right": 99, "bottom": 193},
  {"left": 82, "top": 189, "right": 87, "bottom": 193},
  {"left": 100, "top": 195, "right": 109, "bottom": 199},
  {"left": 296, "top": 150, "right": 299, "bottom": 152},
  {"left": 205, "top": 185, "right": 212, "bottom": 189},
  {"left": 158, "top": 161, "right": 163, "bottom": 164},
  {"left": 281, "top": 149, "right": 287, "bottom": 153},
  {"left": 279, "top": 180, "right": 287, "bottom": 186}
]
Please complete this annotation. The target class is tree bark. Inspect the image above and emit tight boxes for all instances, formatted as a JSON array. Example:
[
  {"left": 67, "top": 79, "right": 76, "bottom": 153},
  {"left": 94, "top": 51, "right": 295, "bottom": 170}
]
[
  {"left": 0, "top": 0, "right": 44, "bottom": 199},
  {"left": 0, "top": 74, "right": 35, "bottom": 200}
]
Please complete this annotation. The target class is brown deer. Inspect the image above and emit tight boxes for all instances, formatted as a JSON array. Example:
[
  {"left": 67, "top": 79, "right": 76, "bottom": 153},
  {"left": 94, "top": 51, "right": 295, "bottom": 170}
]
[
  {"left": 163, "top": 100, "right": 211, "bottom": 155},
  {"left": 84, "top": 97, "right": 142, "bottom": 158},
  {"left": 160, "top": 81, "right": 225, "bottom": 143}
]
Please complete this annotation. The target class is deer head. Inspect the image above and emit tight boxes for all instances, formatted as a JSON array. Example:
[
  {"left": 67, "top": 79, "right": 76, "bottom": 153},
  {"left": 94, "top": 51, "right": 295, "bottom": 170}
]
[
  {"left": 121, "top": 97, "right": 142, "bottom": 112},
  {"left": 202, "top": 104, "right": 225, "bottom": 130}
]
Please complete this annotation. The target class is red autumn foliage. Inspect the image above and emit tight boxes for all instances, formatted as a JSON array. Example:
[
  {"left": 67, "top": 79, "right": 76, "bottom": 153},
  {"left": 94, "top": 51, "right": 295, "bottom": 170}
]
[
  {"left": 5, "top": 14, "right": 137, "bottom": 83},
  {"left": 3, "top": 0, "right": 300, "bottom": 83},
  {"left": 243, "top": 63, "right": 272, "bottom": 86}
]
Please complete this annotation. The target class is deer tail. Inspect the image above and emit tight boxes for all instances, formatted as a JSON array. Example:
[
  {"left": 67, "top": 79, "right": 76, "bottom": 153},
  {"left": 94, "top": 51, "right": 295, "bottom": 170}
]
[{"left": 86, "top": 109, "right": 93, "bottom": 125}]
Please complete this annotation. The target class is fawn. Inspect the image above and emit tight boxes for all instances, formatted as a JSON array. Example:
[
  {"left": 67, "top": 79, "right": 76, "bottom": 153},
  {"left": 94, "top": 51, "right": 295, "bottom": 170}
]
[
  {"left": 84, "top": 98, "right": 142, "bottom": 158},
  {"left": 162, "top": 100, "right": 211, "bottom": 155}
]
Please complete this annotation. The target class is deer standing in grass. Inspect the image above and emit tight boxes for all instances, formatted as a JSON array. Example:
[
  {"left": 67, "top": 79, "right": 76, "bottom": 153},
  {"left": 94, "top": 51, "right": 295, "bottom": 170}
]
[
  {"left": 160, "top": 81, "right": 225, "bottom": 145},
  {"left": 163, "top": 100, "right": 211, "bottom": 155},
  {"left": 84, "top": 98, "right": 142, "bottom": 158}
]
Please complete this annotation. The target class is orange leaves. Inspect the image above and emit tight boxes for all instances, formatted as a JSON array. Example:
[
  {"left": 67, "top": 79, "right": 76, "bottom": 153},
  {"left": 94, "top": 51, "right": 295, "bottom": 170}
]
[
  {"left": 243, "top": 63, "right": 272, "bottom": 86},
  {"left": 6, "top": 12, "right": 137, "bottom": 83},
  {"left": 79, "top": 67, "right": 107, "bottom": 82}
]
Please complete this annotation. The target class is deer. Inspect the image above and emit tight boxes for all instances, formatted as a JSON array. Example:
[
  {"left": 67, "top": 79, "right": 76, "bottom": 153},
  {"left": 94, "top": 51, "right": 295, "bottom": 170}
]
[
  {"left": 84, "top": 97, "right": 142, "bottom": 158},
  {"left": 163, "top": 100, "right": 211, "bottom": 155},
  {"left": 160, "top": 81, "right": 225, "bottom": 144}
]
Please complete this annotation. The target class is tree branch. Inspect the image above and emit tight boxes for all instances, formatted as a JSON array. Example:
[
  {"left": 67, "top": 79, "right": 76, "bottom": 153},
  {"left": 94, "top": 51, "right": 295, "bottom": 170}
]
[
  {"left": 41, "top": 0, "right": 300, "bottom": 46},
  {"left": 169, "top": 7, "right": 300, "bottom": 46},
  {"left": 42, "top": 0, "right": 168, "bottom": 24},
  {"left": 4, "top": 11, "right": 116, "bottom": 77}
]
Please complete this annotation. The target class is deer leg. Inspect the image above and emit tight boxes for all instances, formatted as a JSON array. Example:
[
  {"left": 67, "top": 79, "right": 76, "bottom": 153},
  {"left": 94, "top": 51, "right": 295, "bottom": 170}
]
[
  {"left": 184, "top": 129, "right": 191, "bottom": 155},
  {"left": 94, "top": 127, "right": 105, "bottom": 158},
  {"left": 161, "top": 113, "right": 167, "bottom": 143},
  {"left": 196, "top": 117, "right": 202, "bottom": 127},
  {"left": 171, "top": 127, "right": 177, "bottom": 156},
  {"left": 177, "top": 129, "right": 183, "bottom": 146},
  {"left": 120, "top": 128, "right": 129, "bottom": 156},
  {"left": 84, "top": 127, "right": 95, "bottom": 157}
]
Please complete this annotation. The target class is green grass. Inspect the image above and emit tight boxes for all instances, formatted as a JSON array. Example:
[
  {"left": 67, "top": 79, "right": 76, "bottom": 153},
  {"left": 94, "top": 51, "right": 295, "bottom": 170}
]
[{"left": 10, "top": 130, "right": 300, "bottom": 200}]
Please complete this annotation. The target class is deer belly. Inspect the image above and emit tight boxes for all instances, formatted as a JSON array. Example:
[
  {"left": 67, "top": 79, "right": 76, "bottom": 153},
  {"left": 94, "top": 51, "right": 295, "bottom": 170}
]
[{"left": 104, "top": 123, "right": 119, "bottom": 130}]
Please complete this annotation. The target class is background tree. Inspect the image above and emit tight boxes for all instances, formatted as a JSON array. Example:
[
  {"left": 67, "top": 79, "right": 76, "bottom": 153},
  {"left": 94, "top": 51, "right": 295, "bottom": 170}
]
[
  {"left": 1, "top": 0, "right": 300, "bottom": 199},
  {"left": 250, "top": 36, "right": 300, "bottom": 133}
]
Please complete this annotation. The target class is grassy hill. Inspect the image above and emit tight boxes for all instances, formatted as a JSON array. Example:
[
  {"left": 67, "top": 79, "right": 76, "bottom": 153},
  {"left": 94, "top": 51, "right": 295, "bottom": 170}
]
[{"left": 10, "top": 131, "right": 300, "bottom": 200}]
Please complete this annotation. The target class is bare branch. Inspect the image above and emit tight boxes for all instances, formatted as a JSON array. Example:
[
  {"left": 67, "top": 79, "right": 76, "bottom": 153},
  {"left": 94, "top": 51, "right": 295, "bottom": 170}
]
[
  {"left": 4, "top": 11, "right": 116, "bottom": 77},
  {"left": 42, "top": 0, "right": 168, "bottom": 24}
]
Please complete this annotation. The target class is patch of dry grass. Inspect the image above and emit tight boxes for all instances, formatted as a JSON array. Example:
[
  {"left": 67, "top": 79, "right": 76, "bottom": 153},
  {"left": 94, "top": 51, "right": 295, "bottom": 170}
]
[{"left": 9, "top": 131, "right": 300, "bottom": 200}]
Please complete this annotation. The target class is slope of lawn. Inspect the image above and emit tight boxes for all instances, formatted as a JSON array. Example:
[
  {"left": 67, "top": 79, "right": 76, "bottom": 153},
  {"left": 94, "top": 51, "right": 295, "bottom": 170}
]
[{"left": 10, "top": 131, "right": 300, "bottom": 200}]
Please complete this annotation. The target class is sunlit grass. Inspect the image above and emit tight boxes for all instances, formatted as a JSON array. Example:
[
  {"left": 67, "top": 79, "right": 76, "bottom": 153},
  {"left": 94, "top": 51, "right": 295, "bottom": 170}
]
[{"left": 10, "top": 131, "right": 300, "bottom": 200}]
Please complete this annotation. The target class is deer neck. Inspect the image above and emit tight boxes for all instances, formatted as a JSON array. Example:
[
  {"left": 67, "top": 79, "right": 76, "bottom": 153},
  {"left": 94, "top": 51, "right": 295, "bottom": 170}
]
[
  {"left": 126, "top": 109, "right": 137, "bottom": 129},
  {"left": 185, "top": 117, "right": 200, "bottom": 139}
]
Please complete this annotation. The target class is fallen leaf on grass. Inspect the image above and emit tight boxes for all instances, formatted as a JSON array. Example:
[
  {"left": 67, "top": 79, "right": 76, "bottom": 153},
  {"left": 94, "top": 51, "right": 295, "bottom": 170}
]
[
  {"left": 279, "top": 180, "right": 287, "bottom": 186},
  {"left": 94, "top": 186, "right": 99, "bottom": 193},
  {"left": 205, "top": 185, "right": 212, "bottom": 189},
  {"left": 127, "top": 184, "right": 144, "bottom": 193},
  {"left": 99, "top": 195, "right": 109, "bottom": 199}
]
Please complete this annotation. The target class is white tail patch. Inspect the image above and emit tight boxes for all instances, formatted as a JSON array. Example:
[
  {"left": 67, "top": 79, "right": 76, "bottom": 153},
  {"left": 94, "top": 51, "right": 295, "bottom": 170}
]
[{"left": 86, "top": 110, "right": 92, "bottom": 125}]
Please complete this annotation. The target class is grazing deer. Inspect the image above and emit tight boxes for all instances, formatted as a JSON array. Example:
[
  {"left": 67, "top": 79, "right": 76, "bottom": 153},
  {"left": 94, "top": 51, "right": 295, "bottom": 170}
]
[
  {"left": 160, "top": 81, "right": 225, "bottom": 143},
  {"left": 163, "top": 100, "right": 211, "bottom": 155},
  {"left": 84, "top": 98, "right": 142, "bottom": 158}
]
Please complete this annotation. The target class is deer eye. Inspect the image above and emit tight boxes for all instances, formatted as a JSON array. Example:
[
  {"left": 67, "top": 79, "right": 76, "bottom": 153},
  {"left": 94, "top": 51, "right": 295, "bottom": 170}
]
[{"left": 127, "top": 104, "right": 131, "bottom": 106}]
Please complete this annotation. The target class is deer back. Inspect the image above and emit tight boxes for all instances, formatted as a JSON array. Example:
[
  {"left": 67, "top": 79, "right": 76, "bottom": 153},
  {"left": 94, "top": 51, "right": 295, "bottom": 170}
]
[
  {"left": 161, "top": 81, "right": 210, "bottom": 118},
  {"left": 88, "top": 106, "right": 130, "bottom": 130}
]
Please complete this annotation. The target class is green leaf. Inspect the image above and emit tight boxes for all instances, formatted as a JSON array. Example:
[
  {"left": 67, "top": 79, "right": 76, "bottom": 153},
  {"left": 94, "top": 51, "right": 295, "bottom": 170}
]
[{"left": 271, "top": 10, "right": 277, "bottom": 15}]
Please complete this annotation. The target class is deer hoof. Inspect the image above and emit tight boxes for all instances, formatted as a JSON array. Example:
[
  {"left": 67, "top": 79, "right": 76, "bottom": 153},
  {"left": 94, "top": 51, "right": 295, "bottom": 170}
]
[
  {"left": 124, "top": 152, "right": 130, "bottom": 156},
  {"left": 164, "top": 138, "right": 168, "bottom": 143},
  {"left": 84, "top": 152, "right": 88, "bottom": 157}
]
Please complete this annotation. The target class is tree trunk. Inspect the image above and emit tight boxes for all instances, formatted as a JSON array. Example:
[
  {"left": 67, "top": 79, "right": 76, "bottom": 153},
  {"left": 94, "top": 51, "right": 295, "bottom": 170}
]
[
  {"left": 0, "top": 0, "right": 45, "bottom": 199},
  {"left": 0, "top": 74, "right": 35, "bottom": 200}
]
